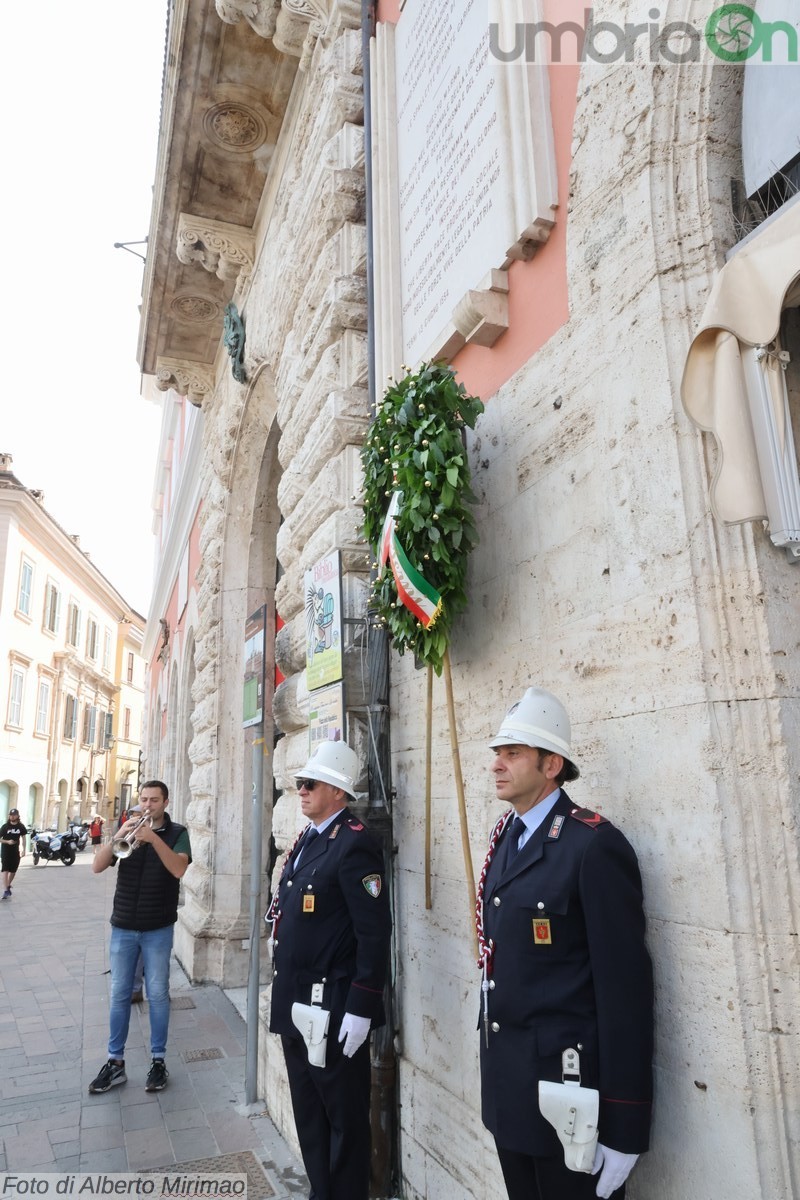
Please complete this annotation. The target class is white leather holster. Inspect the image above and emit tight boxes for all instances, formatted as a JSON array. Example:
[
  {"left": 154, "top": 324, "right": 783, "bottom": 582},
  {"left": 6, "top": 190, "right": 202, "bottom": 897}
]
[
  {"left": 538, "top": 1049, "right": 599, "bottom": 1173},
  {"left": 291, "top": 1002, "right": 330, "bottom": 1068}
]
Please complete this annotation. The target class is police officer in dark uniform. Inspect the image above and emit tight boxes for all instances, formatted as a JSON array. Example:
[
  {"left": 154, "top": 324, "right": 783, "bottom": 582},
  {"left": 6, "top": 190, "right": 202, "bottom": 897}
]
[
  {"left": 267, "top": 741, "right": 391, "bottom": 1200},
  {"left": 476, "top": 688, "right": 653, "bottom": 1200}
]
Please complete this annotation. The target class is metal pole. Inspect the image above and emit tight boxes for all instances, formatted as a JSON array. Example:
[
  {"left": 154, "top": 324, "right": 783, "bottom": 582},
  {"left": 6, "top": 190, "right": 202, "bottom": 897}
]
[
  {"left": 362, "top": 0, "right": 377, "bottom": 409},
  {"left": 245, "top": 728, "right": 265, "bottom": 1104}
]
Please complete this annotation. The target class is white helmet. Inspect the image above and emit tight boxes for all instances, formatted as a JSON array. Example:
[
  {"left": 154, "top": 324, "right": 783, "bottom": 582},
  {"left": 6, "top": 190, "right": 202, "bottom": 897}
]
[
  {"left": 489, "top": 687, "right": 579, "bottom": 781},
  {"left": 296, "top": 740, "right": 359, "bottom": 796}
]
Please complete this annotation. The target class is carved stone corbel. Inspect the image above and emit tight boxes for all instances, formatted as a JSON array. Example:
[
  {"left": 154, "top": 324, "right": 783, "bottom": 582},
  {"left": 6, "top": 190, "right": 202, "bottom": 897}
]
[
  {"left": 214, "top": 0, "right": 281, "bottom": 39},
  {"left": 155, "top": 357, "right": 215, "bottom": 408},
  {"left": 422, "top": 271, "right": 510, "bottom": 364},
  {"left": 176, "top": 214, "right": 255, "bottom": 288},
  {"left": 274, "top": 0, "right": 329, "bottom": 68},
  {"left": 214, "top": 0, "right": 349, "bottom": 70},
  {"left": 452, "top": 270, "right": 510, "bottom": 347}
]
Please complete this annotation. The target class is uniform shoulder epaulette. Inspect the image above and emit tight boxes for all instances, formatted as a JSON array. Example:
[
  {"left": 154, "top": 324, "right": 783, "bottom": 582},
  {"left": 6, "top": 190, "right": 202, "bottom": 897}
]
[
  {"left": 569, "top": 807, "right": 608, "bottom": 828},
  {"left": 346, "top": 818, "right": 365, "bottom": 832}
]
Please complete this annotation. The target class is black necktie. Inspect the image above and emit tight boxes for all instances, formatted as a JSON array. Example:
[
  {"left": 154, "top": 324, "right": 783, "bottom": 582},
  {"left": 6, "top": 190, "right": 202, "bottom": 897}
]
[
  {"left": 503, "top": 818, "right": 523, "bottom": 871},
  {"left": 292, "top": 826, "right": 319, "bottom": 874}
]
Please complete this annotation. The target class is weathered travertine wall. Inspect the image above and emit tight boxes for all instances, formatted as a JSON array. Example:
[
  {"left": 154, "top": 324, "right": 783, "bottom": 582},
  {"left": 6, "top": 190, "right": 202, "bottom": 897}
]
[
  {"left": 159, "top": 1, "right": 799, "bottom": 1195},
  {"left": 168, "top": 2, "right": 373, "bottom": 1147},
  {"left": 387, "top": 11, "right": 800, "bottom": 1200}
]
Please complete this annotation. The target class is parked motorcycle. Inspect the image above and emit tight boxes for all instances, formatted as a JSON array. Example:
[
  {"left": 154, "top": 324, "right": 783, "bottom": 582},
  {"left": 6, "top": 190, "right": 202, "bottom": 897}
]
[
  {"left": 29, "top": 827, "right": 78, "bottom": 866},
  {"left": 68, "top": 821, "right": 89, "bottom": 852}
]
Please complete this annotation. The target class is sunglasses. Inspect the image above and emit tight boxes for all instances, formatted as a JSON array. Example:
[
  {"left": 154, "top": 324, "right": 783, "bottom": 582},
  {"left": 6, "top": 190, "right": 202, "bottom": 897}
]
[{"left": 296, "top": 778, "right": 319, "bottom": 792}]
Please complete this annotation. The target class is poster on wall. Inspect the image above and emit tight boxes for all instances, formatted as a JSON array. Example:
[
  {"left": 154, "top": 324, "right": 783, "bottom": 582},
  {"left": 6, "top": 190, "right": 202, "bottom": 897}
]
[
  {"left": 304, "top": 551, "right": 343, "bottom": 692},
  {"left": 243, "top": 605, "right": 267, "bottom": 728},
  {"left": 308, "top": 682, "right": 346, "bottom": 755}
]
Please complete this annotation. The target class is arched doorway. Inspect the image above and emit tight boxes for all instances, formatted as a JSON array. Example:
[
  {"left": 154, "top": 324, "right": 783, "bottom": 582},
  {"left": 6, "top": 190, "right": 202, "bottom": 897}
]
[
  {"left": 28, "top": 783, "right": 43, "bottom": 827},
  {"left": 174, "top": 629, "right": 197, "bottom": 825},
  {"left": 173, "top": 361, "right": 281, "bottom": 986},
  {"left": 56, "top": 779, "right": 68, "bottom": 828},
  {"left": 164, "top": 664, "right": 180, "bottom": 804},
  {"left": 0, "top": 781, "right": 18, "bottom": 822}
]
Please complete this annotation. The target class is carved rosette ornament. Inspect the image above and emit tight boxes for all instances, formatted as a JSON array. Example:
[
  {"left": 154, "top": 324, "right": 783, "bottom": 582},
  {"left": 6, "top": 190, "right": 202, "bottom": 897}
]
[
  {"left": 176, "top": 214, "right": 255, "bottom": 287},
  {"left": 203, "top": 102, "right": 267, "bottom": 153},
  {"left": 155, "top": 358, "right": 215, "bottom": 408},
  {"left": 170, "top": 295, "right": 221, "bottom": 324}
]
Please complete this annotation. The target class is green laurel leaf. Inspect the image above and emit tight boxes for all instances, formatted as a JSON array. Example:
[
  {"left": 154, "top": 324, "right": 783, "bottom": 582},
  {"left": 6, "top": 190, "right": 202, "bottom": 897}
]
[{"left": 361, "top": 363, "right": 484, "bottom": 675}]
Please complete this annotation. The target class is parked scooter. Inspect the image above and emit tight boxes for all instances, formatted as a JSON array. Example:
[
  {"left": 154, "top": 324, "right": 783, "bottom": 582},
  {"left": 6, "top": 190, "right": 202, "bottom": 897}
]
[
  {"left": 29, "top": 826, "right": 78, "bottom": 866},
  {"left": 68, "top": 821, "right": 89, "bottom": 852}
]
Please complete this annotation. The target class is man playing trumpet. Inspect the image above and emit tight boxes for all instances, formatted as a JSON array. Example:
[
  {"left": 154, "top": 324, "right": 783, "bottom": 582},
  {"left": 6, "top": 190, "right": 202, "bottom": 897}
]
[{"left": 89, "top": 780, "right": 192, "bottom": 1094}]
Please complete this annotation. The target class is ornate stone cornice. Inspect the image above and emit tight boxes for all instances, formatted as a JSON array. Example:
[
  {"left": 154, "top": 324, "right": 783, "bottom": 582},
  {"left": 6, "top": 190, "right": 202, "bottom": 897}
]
[
  {"left": 215, "top": 0, "right": 281, "bottom": 39},
  {"left": 274, "top": 0, "right": 329, "bottom": 66},
  {"left": 176, "top": 214, "right": 255, "bottom": 288},
  {"left": 215, "top": 0, "right": 337, "bottom": 69},
  {"left": 155, "top": 358, "right": 215, "bottom": 408}
]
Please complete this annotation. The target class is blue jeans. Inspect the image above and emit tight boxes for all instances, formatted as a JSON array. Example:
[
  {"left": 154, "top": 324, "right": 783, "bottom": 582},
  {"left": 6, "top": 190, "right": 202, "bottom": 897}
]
[
  {"left": 132, "top": 951, "right": 144, "bottom": 996},
  {"left": 108, "top": 925, "right": 173, "bottom": 1059}
]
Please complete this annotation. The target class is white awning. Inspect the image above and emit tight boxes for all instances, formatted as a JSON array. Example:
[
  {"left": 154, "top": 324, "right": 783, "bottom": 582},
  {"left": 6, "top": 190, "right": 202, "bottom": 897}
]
[{"left": 681, "top": 195, "right": 800, "bottom": 524}]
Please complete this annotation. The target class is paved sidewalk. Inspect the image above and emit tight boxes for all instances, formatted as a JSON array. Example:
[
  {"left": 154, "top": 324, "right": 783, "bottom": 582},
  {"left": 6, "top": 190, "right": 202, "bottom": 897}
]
[{"left": 0, "top": 850, "right": 307, "bottom": 1195}]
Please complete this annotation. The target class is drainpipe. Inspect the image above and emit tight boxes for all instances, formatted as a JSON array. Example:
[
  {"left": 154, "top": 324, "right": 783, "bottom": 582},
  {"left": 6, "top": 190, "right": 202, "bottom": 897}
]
[
  {"left": 245, "top": 721, "right": 264, "bottom": 1105},
  {"left": 361, "top": 4, "right": 399, "bottom": 1197},
  {"left": 362, "top": 0, "right": 377, "bottom": 409},
  {"left": 46, "top": 665, "right": 64, "bottom": 827}
]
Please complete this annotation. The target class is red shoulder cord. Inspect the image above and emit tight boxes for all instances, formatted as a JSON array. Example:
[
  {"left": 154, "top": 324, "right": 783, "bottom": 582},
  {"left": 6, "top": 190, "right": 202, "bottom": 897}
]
[
  {"left": 476, "top": 809, "right": 514, "bottom": 1045},
  {"left": 475, "top": 809, "right": 514, "bottom": 972},
  {"left": 265, "top": 824, "right": 308, "bottom": 942}
]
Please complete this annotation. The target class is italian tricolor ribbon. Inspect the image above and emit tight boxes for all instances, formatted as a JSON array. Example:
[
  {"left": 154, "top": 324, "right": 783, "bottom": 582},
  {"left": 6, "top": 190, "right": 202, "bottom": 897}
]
[{"left": 378, "top": 493, "right": 443, "bottom": 628}]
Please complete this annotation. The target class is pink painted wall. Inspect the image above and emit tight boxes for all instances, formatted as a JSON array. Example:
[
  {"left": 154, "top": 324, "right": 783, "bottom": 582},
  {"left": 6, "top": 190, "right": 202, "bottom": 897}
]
[
  {"left": 375, "top": 0, "right": 582, "bottom": 402},
  {"left": 147, "top": 500, "right": 203, "bottom": 712}
]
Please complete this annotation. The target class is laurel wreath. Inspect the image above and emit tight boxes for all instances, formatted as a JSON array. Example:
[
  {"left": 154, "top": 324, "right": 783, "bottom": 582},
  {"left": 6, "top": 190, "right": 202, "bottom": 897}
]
[{"left": 361, "top": 363, "right": 484, "bottom": 675}]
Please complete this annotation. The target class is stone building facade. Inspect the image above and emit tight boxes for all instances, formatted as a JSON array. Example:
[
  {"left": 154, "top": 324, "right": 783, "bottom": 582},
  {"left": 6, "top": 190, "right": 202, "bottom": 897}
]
[
  {"left": 139, "top": 1, "right": 799, "bottom": 1198},
  {"left": 139, "top": 0, "right": 375, "bottom": 1142},
  {"left": 0, "top": 454, "right": 144, "bottom": 829}
]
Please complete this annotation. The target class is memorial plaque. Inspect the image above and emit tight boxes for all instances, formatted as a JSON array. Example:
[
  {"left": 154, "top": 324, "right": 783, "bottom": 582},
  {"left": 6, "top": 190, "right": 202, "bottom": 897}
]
[
  {"left": 396, "top": 0, "right": 514, "bottom": 363},
  {"left": 391, "top": 0, "right": 561, "bottom": 364}
]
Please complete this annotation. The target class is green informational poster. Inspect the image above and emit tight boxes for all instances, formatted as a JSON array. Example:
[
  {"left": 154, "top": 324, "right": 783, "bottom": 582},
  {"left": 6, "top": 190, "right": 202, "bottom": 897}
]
[
  {"left": 309, "top": 682, "right": 345, "bottom": 755},
  {"left": 243, "top": 606, "right": 266, "bottom": 727},
  {"left": 305, "top": 551, "right": 343, "bottom": 692}
]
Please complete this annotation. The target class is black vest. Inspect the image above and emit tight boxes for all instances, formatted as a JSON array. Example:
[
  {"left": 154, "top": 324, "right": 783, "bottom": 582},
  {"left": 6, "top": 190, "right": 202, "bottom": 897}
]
[{"left": 110, "top": 814, "right": 186, "bottom": 932}]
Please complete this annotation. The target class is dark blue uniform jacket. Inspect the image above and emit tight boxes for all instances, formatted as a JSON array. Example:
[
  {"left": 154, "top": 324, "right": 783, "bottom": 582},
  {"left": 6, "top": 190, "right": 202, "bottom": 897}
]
[
  {"left": 269, "top": 808, "right": 391, "bottom": 1037},
  {"left": 480, "top": 789, "right": 653, "bottom": 1156}
]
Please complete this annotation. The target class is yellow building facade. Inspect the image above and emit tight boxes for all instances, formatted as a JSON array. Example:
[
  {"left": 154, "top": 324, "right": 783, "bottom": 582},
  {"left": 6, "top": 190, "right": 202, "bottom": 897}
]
[{"left": 0, "top": 454, "right": 144, "bottom": 829}]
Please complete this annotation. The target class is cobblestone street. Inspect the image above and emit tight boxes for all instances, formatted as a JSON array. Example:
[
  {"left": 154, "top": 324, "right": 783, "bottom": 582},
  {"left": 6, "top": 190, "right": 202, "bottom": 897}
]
[{"left": 0, "top": 850, "right": 306, "bottom": 1196}]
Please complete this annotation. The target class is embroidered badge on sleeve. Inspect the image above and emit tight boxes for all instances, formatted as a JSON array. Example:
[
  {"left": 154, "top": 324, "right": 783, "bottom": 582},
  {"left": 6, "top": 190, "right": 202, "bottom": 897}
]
[{"left": 362, "top": 874, "right": 382, "bottom": 898}]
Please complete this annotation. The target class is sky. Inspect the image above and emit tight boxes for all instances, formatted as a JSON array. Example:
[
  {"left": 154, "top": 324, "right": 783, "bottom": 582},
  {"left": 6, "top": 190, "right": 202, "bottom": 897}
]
[{"left": 1, "top": 3, "right": 169, "bottom": 615}]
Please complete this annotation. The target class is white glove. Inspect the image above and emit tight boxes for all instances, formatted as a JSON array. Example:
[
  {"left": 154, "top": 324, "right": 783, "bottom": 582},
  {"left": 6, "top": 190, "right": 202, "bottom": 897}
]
[
  {"left": 592, "top": 1144, "right": 639, "bottom": 1198},
  {"left": 337, "top": 1012, "right": 371, "bottom": 1057}
]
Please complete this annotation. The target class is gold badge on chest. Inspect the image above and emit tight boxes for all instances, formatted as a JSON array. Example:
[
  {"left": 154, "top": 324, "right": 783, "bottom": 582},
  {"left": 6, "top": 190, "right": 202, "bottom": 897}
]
[
  {"left": 533, "top": 918, "right": 552, "bottom": 944},
  {"left": 303, "top": 895, "right": 315, "bottom": 913}
]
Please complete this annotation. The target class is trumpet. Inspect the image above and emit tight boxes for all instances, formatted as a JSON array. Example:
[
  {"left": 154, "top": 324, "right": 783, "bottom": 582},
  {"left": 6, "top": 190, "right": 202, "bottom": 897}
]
[{"left": 112, "top": 815, "right": 152, "bottom": 859}]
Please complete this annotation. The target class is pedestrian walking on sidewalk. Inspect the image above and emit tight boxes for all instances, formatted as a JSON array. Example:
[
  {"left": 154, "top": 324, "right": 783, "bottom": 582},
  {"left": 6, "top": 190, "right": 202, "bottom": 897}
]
[
  {"left": 88, "top": 780, "right": 191, "bottom": 1096},
  {"left": 267, "top": 741, "right": 391, "bottom": 1200},
  {"left": 89, "top": 812, "right": 105, "bottom": 856},
  {"left": 0, "top": 808, "right": 27, "bottom": 898}
]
